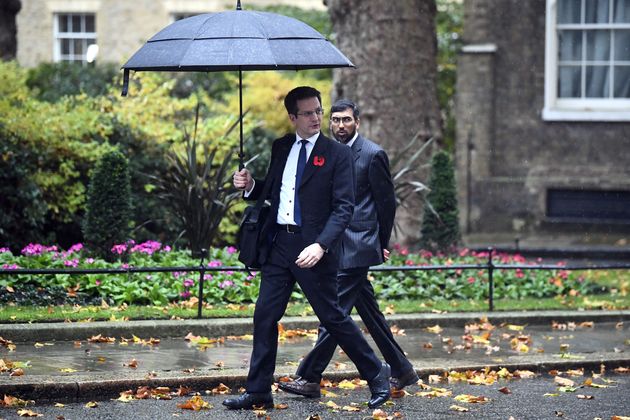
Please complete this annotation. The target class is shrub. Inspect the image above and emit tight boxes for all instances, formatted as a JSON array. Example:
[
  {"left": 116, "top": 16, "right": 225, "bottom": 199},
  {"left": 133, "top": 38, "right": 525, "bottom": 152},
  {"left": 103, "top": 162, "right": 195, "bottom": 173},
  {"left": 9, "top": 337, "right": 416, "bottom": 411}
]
[
  {"left": 83, "top": 150, "right": 132, "bottom": 260},
  {"left": 420, "top": 150, "right": 460, "bottom": 252}
]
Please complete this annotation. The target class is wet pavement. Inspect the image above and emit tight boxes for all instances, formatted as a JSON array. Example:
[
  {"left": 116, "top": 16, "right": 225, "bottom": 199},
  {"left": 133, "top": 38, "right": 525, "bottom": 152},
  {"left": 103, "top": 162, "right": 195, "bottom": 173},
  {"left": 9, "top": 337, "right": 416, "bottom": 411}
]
[
  {"left": 1, "top": 310, "right": 629, "bottom": 403},
  {"left": 3, "top": 322, "right": 629, "bottom": 376}
]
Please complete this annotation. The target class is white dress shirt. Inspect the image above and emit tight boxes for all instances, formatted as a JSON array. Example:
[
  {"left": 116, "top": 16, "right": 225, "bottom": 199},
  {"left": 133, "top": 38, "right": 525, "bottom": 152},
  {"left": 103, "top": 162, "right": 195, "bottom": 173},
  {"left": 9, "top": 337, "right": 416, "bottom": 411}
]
[{"left": 277, "top": 133, "right": 317, "bottom": 225}]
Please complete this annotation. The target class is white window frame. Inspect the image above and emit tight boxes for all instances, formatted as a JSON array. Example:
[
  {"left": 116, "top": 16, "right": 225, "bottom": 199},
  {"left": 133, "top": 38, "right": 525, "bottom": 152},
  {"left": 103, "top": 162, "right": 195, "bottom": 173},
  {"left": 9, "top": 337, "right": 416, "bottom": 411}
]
[
  {"left": 53, "top": 13, "right": 97, "bottom": 64},
  {"left": 543, "top": 0, "right": 630, "bottom": 121}
]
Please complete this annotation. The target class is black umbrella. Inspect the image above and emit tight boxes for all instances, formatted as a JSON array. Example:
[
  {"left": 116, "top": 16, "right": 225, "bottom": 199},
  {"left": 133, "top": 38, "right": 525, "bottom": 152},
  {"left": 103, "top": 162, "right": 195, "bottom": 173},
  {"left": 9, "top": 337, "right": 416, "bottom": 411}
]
[{"left": 121, "top": 0, "right": 354, "bottom": 168}]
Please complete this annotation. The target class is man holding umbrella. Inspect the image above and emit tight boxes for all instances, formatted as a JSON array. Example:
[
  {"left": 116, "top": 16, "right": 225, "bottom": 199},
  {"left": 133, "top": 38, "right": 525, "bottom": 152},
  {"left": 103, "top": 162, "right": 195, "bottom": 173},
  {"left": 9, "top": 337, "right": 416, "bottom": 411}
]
[
  {"left": 227, "top": 86, "right": 391, "bottom": 410},
  {"left": 279, "top": 99, "right": 419, "bottom": 399}
]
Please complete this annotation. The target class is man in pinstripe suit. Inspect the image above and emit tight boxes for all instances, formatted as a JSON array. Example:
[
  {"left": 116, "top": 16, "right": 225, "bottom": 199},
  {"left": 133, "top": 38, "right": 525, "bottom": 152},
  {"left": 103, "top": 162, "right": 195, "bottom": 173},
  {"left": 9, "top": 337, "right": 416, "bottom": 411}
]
[{"left": 279, "top": 99, "right": 419, "bottom": 398}]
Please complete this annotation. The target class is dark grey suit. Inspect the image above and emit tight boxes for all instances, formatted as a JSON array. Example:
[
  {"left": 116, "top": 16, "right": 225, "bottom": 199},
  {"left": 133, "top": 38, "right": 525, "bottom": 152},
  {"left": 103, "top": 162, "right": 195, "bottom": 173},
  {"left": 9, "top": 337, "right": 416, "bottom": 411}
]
[{"left": 295, "top": 134, "right": 415, "bottom": 382}]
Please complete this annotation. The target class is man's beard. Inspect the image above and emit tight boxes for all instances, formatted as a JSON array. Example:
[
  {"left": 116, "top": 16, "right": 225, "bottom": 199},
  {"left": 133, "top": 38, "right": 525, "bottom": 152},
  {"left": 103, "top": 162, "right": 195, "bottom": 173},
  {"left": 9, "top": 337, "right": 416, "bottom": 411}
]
[{"left": 334, "top": 128, "right": 356, "bottom": 144}]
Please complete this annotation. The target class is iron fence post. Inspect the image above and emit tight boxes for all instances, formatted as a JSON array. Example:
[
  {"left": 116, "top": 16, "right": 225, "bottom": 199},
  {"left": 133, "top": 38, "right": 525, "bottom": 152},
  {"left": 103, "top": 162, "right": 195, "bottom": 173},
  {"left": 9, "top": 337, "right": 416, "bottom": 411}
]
[
  {"left": 197, "top": 250, "right": 207, "bottom": 319},
  {"left": 487, "top": 247, "right": 494, "bottom": 311}
]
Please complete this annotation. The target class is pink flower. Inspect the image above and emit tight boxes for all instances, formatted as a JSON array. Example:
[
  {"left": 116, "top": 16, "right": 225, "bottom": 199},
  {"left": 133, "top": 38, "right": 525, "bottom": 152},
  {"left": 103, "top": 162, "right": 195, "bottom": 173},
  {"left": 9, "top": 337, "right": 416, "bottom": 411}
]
[
  {"left": 515, "top": 269, "right": 524, "bottom": 278},
  {"left": 21, "top": 243, "right": 56, "bottom": 256},
  {"left": 130, "top": 240, "right": 162, "bottom": 255},
  {"left": 180, "top": 291, "right": 191, "bottom": 298},
  {"left": 95, "top": 280, "right": 101, "bottom": 286},
  {"left": 226, "top": 246, "right": 237, "bottom": 254},
  {"left": 63, "top": 259, "right": 79, "bottom": 267},
  {"left": 219, "top": 280, "right": 234, "bottom": 289},
  {"left": 162, "top": 245, "right": 172, "bottom": 252},
  {"left": 1, "top": 263, "right": 20, "bottom": 270},
  {"left": 67, "top": 243, "right": 84, "bottom": 254},
  {"left": 111, "top": 244, "right": 128, "bottom": 255},
  {"left": 183, "top": 279, "right": 195, "bottom": 288},
  {"left": 208, "top": 260, "right": 222, "bottom": 267},
  {"left": 0, "top": 247, "right": 11, "bottom": 254},
  {"left": 467, "top": 277, "right": 475, "bottom": 284},
  {"left": 85, "top": 258, "right": 95, "bottom": 264}
]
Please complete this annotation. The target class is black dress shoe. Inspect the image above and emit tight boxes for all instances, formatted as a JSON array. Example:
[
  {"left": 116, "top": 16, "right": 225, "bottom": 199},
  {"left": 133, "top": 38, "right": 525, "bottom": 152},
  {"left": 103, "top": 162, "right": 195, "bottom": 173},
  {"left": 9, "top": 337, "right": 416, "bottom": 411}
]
[
  {"left": 222, "top": 392, "right": 273, "bottom": 410},
  {"left": 278, "top": 377, "right": 321, "bottom": 398},
  {"left": 390, "top": 368, "right": 419, "bottom": 390},
  {"left": 367, "top": 362, "right": 391, "bottom": 409}
]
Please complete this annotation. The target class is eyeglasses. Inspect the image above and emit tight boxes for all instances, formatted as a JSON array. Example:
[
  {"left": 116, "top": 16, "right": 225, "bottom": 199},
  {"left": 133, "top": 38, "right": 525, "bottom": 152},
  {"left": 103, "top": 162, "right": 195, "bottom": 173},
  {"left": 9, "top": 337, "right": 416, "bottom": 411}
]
[
  {"left": 296, "top": 108, "right": 324, "bottom": 118},
  {"left": 330, "top": 116, "right": 354, "bottom": 125}
]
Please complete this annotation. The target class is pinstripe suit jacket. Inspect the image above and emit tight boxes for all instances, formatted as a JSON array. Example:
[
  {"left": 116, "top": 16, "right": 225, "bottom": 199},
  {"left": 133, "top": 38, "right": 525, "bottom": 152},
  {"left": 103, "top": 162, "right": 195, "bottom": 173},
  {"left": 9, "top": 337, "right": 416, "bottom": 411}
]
[{"left": 339, "top": 135, "right": 396, "bottom": 270}]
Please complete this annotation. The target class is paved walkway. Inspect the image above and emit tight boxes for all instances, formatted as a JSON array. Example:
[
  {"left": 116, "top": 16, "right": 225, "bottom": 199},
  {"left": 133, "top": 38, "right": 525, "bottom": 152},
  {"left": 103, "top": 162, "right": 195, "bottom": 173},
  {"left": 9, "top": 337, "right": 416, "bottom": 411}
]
[{"left": 0, "top": 310, "right": 629, "bottom": 402}]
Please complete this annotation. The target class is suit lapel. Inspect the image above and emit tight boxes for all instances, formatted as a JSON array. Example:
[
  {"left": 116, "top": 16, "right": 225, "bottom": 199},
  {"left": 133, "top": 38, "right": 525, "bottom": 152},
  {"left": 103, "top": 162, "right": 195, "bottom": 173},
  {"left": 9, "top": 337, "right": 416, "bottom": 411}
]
[
  {"left": 351, "top": 135, "right": 364, "bottom": 161},
  {"left": 299, "top": 133, "right": 329, "bottom": 187}
]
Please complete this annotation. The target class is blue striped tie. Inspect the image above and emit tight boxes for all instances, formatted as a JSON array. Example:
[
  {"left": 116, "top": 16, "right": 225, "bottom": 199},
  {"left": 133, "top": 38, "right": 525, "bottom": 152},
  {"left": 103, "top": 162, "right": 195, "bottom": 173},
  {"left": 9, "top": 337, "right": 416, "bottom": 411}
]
[{"left": 294, "top": 140, "right": 308, "bottom": 226}]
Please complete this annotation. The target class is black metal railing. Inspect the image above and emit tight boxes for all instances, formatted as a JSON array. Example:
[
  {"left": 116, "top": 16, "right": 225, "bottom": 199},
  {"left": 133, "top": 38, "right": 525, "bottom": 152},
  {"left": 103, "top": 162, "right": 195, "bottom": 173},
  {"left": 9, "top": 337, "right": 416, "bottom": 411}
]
[{"left": 2, "top": 248, "right": 629, "bottom": 317}]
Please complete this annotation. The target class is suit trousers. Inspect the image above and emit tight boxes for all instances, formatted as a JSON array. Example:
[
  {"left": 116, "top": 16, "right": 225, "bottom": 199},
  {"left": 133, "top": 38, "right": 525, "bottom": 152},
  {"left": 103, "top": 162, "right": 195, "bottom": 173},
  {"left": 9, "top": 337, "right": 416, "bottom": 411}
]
[
  {"left": 296, "top": 267, "right": 414, "bottom": 383},
  {"left": 245, "top": 230, "right": 382, "bottom": 393}
]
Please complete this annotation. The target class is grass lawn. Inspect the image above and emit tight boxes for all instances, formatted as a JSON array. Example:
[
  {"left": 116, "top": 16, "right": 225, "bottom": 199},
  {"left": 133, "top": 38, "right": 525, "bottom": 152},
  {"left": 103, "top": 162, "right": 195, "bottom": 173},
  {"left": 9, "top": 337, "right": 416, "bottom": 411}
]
[{"left": 0, "top": 293, "right": 627, "bottom": 323}]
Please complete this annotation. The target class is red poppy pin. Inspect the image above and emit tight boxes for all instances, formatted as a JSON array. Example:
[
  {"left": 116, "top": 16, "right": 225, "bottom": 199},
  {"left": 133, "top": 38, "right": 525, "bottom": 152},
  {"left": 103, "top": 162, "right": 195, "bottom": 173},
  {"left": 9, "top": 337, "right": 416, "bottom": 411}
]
[{"left": 313, "top": 156, "right": 325, "bottom": 166}]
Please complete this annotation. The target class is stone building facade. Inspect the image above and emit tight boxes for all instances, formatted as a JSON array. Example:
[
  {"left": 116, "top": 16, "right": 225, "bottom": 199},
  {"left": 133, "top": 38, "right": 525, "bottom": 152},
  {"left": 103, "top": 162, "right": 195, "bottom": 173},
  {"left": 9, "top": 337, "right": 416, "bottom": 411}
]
[
  {"left": 456, "top": 0, "right": 630, "bottom": 250},
  {"left": 16, "top": 0, "right": 324, "bottom": 67}
]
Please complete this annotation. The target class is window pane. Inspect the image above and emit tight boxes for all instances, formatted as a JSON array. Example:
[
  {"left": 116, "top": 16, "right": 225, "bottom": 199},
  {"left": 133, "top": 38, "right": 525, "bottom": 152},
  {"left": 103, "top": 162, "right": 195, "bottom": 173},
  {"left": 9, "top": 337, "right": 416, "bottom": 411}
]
[
  {"left": 61, "top": 38, "right": 70, "bottom": 55},
  {"left": 558, "top": 0, "right": 582, "bottom": 23},
  {"left": 586, "top": 0, "right": 609, "bottom": 23},
  {"left": 586, "top": 30, "right": 610, "bottom": 60},
  {"left": 614, "top": 66, "right": 630, "bottom": 97},
  {"left": 85, "top": 15, "right": 95, "bottom": 32},
  {"left": 59, "top": 14, "right": 69, "bottom": 32},
  {"left": 74, "top": 39, "right": 84, "bottom": 55},
  {"left": 559, "top": 30, "right": 582, "bottom": 61},
  {"left": 614, "top": 0, "right": 630, "bottom": 22},
  {"left": 558, "top": 66, "right": 582, "bottom": 97},
  {"left": 71, "top": 15, "right": 82, "bottom": 32},
  {"left": 585, "top": 65, "right": 610, "bottom": 97},
  {"left": 614, "top": 30, "right": 630, "bottom": 60}
]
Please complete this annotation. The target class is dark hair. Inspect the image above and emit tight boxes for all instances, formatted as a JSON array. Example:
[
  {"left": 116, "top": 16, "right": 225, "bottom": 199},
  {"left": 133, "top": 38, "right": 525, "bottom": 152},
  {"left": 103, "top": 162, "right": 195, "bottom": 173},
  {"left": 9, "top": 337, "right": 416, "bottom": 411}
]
[
  {"left": 284, "top": 86, "right": 322, "bottom": 116},
  {"left": 330, "top": 99, "right": 360, "bottom": 119}
]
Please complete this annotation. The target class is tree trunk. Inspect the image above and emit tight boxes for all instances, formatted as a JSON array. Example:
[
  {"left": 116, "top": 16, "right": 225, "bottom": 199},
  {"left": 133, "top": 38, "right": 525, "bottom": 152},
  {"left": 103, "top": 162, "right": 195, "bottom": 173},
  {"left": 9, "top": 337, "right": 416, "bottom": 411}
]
[
  {"left": 0, "top": 0, "right": 21, "bottom": 61},
  {"left": 328, "top": 0, "right": 443, "bottom": 246}
]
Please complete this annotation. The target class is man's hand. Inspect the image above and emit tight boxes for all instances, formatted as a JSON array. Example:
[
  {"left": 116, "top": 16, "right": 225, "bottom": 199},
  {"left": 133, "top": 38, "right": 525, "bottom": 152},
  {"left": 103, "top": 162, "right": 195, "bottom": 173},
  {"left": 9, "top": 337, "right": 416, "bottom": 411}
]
[
  {"left": 383, "top": 248, "right": 390, "bottom": 261},
  {"left": 233, "top": 168, "right": 254, "bottom": 192},
  {"left": 295, "top": 243, "right": 325, "bottom": 268}
]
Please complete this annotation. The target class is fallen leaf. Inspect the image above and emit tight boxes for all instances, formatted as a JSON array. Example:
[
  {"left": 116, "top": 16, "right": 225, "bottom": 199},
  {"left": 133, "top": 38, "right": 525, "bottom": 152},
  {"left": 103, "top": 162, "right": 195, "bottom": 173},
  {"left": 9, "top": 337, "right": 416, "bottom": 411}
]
[
  {"left": 498, "top": 386, "right": 511, "bottom": 394},
  {"left": 321, "top": 400, "right": 341, "bottom": 410},
  {"left": 342, "top": 405, "right": 361, "bottom": 412},
  {"left": 321, "top": 389, "right": 338, "bottom": 397},
  {"left": 371, "top": 408, "right": 389, "bottom": 418},
  {"left": 59, "top": 368, "right": 77, "bottom": 373},
  {"left": 507, "top": 324, "right": 525, "bottom": 331},
  {"left": 16, "top": 409, "right": 42, "bottom": 417},
  {"left": 274, "top": 403, "right": 288, "bottom": 409},
  {"left": 337, "top": 380, "right": 356, "bottom": 390},
  {"left": 576, "top": 394, "right": 594, "bottom": 400},
  {"left": 450, "top": 404, "right": 469, "bottom": 412},
  {"left": 454, "top": 394, "right": 490, "bottom": 403},
  {"left": 175, "top": 386, "right": 192, "bottom": 396},
  {"left": 85, "top": 401, "right": 98, "bottom": 408},
  {"left": 554, "top": 376, "right": 575, "bottom": 387},
  {"left": 177, "top": 395, "right": 211, "bottom": 410},
  {"left": 425, "top": 325, "right": 443, "bottom": 334},
  {"left": 123, "top": 358, "right": 138, "bottom": 368},
  {"left": 211, "top": 383, "right": 231, "bottom": 395},
  {"left": 10, "top": 368, "right": 24, "bottom": 377},
  {"left": 544, "top": 393, "right": 560, "bottom": 397},
  {"left": 54, "top": 403, "right": 65, "bottom": 407}
]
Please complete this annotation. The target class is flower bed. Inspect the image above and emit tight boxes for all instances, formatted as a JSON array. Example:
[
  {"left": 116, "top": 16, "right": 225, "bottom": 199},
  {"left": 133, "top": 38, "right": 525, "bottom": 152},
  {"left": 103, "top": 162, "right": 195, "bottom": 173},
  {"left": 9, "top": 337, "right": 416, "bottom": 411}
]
[{"left": 0, "top": 242, "right": 601, "bottom": 306}]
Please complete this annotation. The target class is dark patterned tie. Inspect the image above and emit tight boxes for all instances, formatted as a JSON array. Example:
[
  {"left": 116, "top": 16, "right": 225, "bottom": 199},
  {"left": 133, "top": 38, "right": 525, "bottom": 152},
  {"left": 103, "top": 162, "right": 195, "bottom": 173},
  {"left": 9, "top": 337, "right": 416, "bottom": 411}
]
[{"left": 294, "top": 139, "right": 308, "bottom": 226}]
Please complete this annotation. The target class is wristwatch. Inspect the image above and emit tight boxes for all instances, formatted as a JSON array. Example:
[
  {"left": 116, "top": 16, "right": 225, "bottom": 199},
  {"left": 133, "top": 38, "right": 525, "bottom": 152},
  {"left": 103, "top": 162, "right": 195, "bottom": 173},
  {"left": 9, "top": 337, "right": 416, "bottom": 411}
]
[{"left": 318, "top": 243, "right": 329, "bottom": 253}]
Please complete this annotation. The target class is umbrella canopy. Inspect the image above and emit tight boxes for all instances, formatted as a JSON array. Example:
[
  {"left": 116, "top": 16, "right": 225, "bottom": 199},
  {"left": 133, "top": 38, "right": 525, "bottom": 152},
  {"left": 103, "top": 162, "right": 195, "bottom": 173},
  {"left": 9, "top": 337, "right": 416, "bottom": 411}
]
[{"left": 121, "top": 1, "right": 354, "bottom": 167}]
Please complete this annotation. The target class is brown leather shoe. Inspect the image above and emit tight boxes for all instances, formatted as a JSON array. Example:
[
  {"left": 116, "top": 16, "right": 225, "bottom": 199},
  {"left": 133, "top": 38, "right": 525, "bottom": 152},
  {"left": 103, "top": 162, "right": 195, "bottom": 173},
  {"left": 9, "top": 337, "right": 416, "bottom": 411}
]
[
  {"left": 278, "top": 377, "right": 321, "bottom": 398},
  {"left": 222, "top": 392, "right": 273, "bottom": 409},
  {"left": 390, "top": 368, "right": 419, "bottom": 390}
]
